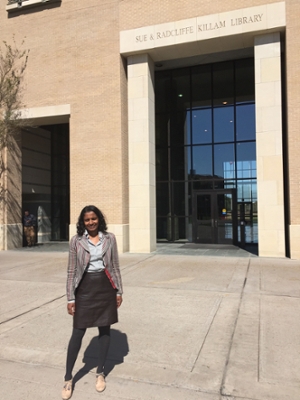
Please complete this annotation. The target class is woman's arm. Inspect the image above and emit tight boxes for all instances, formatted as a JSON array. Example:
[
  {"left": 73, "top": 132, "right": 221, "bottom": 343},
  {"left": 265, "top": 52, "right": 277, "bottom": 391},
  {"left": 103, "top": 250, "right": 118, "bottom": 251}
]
[
  {"left": 66, "top": 236, "right": 78, "bottom": 306},
  {"left": 110, "top": 233, "right": 123, "bottom": 296}
]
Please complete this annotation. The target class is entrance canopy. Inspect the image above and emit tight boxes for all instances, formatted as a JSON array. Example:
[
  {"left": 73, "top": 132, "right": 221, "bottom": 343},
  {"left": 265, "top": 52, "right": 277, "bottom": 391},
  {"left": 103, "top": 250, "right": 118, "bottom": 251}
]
[{"left": 120, "top": 3, "right": 285, "bottom": 62}]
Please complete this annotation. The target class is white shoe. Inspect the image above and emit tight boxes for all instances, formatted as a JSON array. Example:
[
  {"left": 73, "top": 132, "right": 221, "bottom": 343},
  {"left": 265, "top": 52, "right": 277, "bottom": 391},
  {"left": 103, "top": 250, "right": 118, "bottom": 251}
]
[
  {"left": 62, "top": 379, "right": 73, "bottom": 400},
  {"left": 96, "top": 374, "right": 106, "bottom": 392}
]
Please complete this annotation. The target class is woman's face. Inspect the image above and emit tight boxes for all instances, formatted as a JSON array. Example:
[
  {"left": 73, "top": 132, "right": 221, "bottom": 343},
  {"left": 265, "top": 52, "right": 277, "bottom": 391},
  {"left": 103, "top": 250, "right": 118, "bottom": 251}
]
[{"left": 83, "top": 211, "right": 99, "bottom": 235}]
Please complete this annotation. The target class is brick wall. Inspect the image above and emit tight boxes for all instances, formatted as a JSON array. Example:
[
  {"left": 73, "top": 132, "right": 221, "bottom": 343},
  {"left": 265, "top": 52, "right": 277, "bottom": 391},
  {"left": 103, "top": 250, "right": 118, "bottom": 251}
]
[
  {"left": 1, "top": 0, "right": 300, "bottom": 231},
  {"left": 0, "top": 0, "right": 128, "bottom": 227}
]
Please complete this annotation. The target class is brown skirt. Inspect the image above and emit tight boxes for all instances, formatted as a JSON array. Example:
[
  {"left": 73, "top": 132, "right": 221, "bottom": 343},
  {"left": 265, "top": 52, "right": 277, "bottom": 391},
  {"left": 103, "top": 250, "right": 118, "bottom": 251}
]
[{"left": 73, "top": 270, "right": 118, "bottom": 329}]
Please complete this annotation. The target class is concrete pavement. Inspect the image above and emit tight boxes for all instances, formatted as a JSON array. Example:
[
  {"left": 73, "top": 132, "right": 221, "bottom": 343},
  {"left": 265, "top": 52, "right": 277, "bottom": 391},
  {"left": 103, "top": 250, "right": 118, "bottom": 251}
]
[{"left": 0, "top": 246, "right": 299, "bottom": 399}]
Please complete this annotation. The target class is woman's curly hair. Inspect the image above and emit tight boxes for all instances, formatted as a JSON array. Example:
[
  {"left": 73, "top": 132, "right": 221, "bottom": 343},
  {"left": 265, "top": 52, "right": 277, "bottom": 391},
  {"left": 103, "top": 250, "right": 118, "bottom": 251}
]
[{"left": 76, "top": 205, "right": 107, "bottom": 236}]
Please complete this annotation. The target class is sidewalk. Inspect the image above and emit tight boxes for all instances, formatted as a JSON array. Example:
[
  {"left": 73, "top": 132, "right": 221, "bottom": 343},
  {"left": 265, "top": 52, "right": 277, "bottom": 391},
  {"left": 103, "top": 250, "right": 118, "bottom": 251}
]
[{"left": 0, "top": 247, "right": 299, "bottom": 400}]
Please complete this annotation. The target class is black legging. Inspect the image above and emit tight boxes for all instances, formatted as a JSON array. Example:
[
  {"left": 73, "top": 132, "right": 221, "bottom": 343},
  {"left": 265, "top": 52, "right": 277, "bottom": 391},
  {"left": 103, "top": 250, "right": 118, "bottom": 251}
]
[{"left": 64, "top": 326, "right": 111, "bottom": 381}]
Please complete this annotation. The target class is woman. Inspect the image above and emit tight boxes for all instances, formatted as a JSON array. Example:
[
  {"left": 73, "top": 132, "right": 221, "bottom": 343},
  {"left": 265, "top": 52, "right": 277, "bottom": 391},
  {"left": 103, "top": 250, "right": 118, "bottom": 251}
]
[{"left": 62, "top": 205, "right": 123, "bottom": 399}]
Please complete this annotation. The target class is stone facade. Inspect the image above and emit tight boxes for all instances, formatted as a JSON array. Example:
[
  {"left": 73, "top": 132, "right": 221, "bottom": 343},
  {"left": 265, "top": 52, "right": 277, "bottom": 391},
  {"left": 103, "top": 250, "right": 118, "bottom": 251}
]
[{"left": 0, "top": 1, "right": 299, "bottom": 258}]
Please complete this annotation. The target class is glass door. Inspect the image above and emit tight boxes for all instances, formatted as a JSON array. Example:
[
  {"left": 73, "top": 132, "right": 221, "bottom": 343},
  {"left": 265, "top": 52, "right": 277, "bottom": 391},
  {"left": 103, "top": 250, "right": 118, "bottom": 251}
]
[
  {"left": 193, "top": 190, "right": 237, "bottom": 244},
  {"left": 194, "top": 193, "right": 214, "bottom": 243}
]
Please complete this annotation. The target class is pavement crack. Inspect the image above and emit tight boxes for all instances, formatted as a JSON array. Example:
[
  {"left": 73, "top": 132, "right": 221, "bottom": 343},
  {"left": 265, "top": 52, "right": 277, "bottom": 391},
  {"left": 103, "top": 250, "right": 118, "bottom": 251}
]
[
  {"left": 219, "top": 258, "right": 251, "bottom": 396},
  {"left": 0, "top": 294, "right": 66, "bottom": 325},
  {"left": 121, "top": 254, "right": 155, "bottom": 274},
  {"left": 190, "top": 297, "right": 222, "bottom": 372}
]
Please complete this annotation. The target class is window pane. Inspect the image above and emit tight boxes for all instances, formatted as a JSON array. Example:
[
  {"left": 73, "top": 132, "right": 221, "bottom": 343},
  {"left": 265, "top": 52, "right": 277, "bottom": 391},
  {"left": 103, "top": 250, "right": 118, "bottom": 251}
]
[
  {"left": 213, "top": 61, "right": 234, "bottom": 106},
  {"left": 214, "top": 180, "right": 236, "bottom": 190},
  {"left": 172, "top": 69, "right": 190, "bottom": 111},
  {"left": 173, "top": 182, "right": 189, "bottom": 216},
  {"left": 191, "top": 64, "right": 212, "bottom": 108},
  {"left": 156, "top": 147, "right": 169, "bottom": 180},
  {"left": 156, "top": 182, "right": 170, "bottom": 216},
  {"left": 157, "top": 217, "right": 168, "bottom": 240},
  {"left": 192, "top": 145, "right": 212, "bottom": 177},
  {"left": 193, "top": 180, "right": 213, "bottom": 189},
  {"left": 237, "top": 180, "right": 257, "bottom": 202},
  {"left": 155, "top": 113, "right": 170, "bottom": 147},
  {"left": 170, "top": 112, "right": 189, "bottom": 146},
  {"left": 214, "top": 106, "right": 234, "bottom": 143},
  {"left": 214, "top": 143, "right": 235, "bottom": 179},
  {"left": 171, "top": 146, "right": 190, "bottom": 180},
  {"left": 236, "top": 104, "right": 255, "bottom": 141},
  {"left": 186, "top": 110, "right": 191, "bottom": 145},
  {"left": 235, "top": 58, "right": 254, "bottom": 104},
  {"left": 192, "top": 108, "right": 212, "bottom": 144},
  {"left": 176, "top": 217, "right": 191, "bottom": 241},
  {"left": 197, "top": 194, "right": 212, "bottom": 220},
  {"left": 236, "top": 142, "right": 256, "bottom": 178},
  {"left": 155, "top": 71, "right": 171, "bottom": 113},
  {"left": 217, "top": 193, "right": 233, "bottom": 220}
]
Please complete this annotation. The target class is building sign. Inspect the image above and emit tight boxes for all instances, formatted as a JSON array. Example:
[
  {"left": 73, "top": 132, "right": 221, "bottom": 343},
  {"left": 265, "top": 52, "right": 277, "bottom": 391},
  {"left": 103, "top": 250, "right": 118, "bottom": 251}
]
[
  {"left": 120, "top": 2, "right": 285, "bottom": 54},
  {"left": 198, "top": 13, "right": 263, "bottom": 32}
]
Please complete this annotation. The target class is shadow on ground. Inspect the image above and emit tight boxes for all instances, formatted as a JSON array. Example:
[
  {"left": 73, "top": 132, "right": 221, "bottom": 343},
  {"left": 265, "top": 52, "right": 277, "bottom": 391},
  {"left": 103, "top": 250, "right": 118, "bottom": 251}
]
[{"left": 72, "top": 329, "right": 129, "bottom": 387}]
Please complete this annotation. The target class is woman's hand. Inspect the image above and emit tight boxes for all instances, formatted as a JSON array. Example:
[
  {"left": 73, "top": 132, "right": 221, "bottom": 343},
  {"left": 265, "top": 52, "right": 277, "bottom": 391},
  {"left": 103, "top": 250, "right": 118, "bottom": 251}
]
[
  {"left": 67, "top": 302, "right": 75, "bottom": 316},
  {"left": 116, "top": 295, "right": 123, "bottom": 308}
]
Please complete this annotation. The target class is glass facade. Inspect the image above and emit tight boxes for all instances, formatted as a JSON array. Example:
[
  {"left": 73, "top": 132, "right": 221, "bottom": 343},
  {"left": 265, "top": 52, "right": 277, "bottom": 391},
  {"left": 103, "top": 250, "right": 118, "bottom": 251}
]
[
  {"left": 155, "top": 58, "right": 257, "bottom": 244},
  {"left": 50, "top": 124, "right": 70, "bottom": 240}
]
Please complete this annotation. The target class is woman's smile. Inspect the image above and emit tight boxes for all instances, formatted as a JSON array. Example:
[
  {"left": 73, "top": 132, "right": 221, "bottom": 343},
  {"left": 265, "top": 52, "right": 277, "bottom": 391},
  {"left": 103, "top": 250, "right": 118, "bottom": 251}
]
[{"left": 83, "top": 211, "right": 99, "bottom": 234}]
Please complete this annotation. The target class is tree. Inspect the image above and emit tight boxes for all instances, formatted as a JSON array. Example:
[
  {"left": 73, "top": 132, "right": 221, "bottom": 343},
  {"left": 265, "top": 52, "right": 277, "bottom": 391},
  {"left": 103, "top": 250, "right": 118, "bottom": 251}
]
[
  {"left": 0, "top": 38, "right": 29, "bottom": 153},
  {"left": 0, "top": 38, "right": 29, "bottom": 249}
]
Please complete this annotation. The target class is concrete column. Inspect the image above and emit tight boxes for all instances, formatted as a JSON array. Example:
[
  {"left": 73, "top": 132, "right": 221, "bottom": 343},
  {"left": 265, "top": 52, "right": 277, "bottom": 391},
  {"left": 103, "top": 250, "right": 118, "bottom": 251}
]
[
  {"left": 255, "top": 33, "right": 285, "bottom": 257},
  {"left": 127, "top": 54, "right": 156, "bottom": 253}
]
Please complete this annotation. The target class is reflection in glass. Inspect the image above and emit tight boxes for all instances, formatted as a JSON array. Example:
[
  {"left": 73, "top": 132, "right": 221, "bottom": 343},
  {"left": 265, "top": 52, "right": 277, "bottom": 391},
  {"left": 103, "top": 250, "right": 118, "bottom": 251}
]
[
  {"left": 217, "top": 194, "right": 233, "bottom": 240},
  {"left": 155, "top": 59, "right": 256, "bottom": 244},
  {"left": 236, "top": 142, "right": 256, "bottom": 178},
  {"left": 192, "top": 145, "right": 212, "bottom": 177},
  {"left": 192, "top": 108, "right": 212, "bottom": 144},
  {"left": 237, "top": 180, "right": 257, "bottom": 201},
  {"left": 214, "top": 106, "right": 234, "bottom": 143},
  {"left": 193, "top": 180, "right": 213, "bottom": 189},
  {"left": 236, "top": 104, "right": 255, "bottom": 141},
  {"left": 214, "top": 144, "right": 235, "bottom": 179},
  {"left": 223, "top": 181, "right": 235, "bottom": 190},
  {"left": 237, "top": 181, "right": 258, "bottom": 243},
  {"left": 186, "top": 110, "right": 191, "bottom": 145}
]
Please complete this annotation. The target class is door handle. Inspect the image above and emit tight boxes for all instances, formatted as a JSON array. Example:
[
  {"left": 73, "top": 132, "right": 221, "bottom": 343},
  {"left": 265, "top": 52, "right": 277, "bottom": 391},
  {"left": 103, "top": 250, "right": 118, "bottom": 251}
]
[{"left": 211, "top": 219, "right": 214, "bottom": 227}]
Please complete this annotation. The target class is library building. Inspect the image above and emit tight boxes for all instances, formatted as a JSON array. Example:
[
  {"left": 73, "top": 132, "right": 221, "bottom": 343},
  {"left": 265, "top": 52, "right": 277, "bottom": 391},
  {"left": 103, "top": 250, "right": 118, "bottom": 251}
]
[{"left": 0, "top": 0, "right": 300, "bottom": 258}]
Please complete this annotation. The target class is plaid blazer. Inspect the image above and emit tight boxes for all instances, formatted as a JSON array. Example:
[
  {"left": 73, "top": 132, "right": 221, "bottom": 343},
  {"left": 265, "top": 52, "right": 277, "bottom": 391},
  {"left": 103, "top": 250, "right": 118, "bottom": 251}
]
[{"left": 66, "top": 232, "right": 123, "bottom": 302}]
